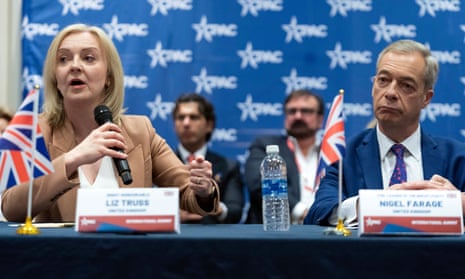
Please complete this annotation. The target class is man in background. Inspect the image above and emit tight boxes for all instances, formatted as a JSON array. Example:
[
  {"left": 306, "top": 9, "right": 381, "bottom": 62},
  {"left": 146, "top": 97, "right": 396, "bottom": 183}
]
[
  {"left": 172, "top": 93, "right": 245, "bottom": 224},
  {"left": 244, "top": 89, "right": 325, "bottom": 224}
]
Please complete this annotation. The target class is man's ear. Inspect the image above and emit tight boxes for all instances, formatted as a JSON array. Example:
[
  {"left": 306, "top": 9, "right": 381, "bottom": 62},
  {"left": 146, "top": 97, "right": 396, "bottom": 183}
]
[{"left": 422, "top": 90, "right": 434, "bottom": 108}]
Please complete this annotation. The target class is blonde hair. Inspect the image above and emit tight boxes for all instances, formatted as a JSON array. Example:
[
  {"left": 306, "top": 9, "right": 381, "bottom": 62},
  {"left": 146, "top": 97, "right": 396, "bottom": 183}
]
[{"left": 42, "top": 23, "right": 125, "bottom": 128}]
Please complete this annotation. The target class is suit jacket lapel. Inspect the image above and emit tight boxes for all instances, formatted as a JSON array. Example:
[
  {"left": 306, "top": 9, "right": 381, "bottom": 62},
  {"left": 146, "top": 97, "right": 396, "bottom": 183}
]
[
  {"left": 420, "top": 131, "right": 442, "bottom": 179},
  {"left": 356, "top": 130, "right": 383, "bottom": 189},
  {"left": 205, "top": 151, "right": 216, "bottom": 164}
]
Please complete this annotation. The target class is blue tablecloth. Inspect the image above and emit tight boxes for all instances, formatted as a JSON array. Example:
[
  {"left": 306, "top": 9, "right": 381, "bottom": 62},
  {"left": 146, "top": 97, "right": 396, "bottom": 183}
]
[{"left": 1, "top": 223, "right": 464, "bottom": 278}]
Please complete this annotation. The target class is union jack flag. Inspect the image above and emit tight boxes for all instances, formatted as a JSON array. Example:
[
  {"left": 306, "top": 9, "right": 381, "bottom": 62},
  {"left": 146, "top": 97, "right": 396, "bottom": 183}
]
[
  {"left": 314, "top": 91, "right": 345, "bottom": 187},
  {"left": 0, "top": 87, "right": 54, "bottom": 192}
]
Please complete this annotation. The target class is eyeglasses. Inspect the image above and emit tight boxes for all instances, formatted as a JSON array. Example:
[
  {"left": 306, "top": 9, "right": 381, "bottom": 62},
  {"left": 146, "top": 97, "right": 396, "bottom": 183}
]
[{"left": 285, "top": 107, "right": 319, "bottom": 116}]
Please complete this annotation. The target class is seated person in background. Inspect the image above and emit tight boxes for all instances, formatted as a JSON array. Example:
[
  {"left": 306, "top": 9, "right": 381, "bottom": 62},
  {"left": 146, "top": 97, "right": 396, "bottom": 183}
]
[
  {"left": 0, "top": 106, "right": 13, "bottom": 135},
  {"left": 1, "top": 24, "right": 220, "bottom": 222},
  {"left": 172, "top": 93, "right": 245, "bottom": 224},
  {"left": 244, "top": 89, "right": 325, "bottom": 224},
  {"left": 305, "top": 39, "right": 465, "bottom": 226}
]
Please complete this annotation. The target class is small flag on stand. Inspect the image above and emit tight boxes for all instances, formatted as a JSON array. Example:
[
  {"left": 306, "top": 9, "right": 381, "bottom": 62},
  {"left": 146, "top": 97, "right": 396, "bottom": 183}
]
[
  {"left": 0, "top": 85, "right": 54, "bottom": 234},
  {"left": 0, "top": 86, "right": 54, "bottom": 191},
  {"left": 316, "top": 89, "right": 350, "bottom": 236},
  {"left": 314, "top": 90, "right": 345, "bottom": 188}
]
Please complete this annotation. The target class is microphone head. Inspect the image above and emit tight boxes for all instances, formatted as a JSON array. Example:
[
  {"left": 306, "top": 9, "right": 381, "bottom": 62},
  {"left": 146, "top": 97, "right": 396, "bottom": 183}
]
[{"left": 94, "top": 105, "right": 113, "bottom": 125}]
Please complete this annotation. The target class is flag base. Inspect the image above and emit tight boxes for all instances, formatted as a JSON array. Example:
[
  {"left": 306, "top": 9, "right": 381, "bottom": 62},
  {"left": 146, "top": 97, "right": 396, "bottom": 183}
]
[
  {"left": 323, "top": 218, "right": 352, "bottom": 236},
  {"left": 16, "top": 216, "right": 40, "bottom": 235}
]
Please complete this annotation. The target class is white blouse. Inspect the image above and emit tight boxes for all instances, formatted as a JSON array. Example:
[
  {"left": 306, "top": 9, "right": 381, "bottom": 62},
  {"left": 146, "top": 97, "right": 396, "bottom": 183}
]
[{"left": 78, "top": 156, "right": 119, "bottom": 189}]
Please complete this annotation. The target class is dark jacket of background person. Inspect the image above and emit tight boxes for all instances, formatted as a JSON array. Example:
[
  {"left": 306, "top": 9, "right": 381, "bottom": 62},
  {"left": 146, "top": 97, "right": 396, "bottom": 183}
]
[{"left": 244, "top": 135, "right": 300, "bottom": 224}]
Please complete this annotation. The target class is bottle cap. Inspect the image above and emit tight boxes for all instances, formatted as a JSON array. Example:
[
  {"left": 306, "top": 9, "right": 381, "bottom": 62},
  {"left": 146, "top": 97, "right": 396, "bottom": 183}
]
[{"left": 266, "top": 145, "right": 279, "bottom": 154}]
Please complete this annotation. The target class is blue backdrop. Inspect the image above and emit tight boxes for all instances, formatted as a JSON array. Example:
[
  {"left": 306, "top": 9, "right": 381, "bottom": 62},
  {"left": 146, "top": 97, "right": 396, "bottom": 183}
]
[{"left": 20, "top": 0, "right": 465, "bottom": 166}]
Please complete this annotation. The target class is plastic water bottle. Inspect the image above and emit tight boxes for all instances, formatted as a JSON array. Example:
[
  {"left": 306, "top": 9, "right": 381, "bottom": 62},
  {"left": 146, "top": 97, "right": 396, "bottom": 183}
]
[{"left": 261, "top": 145, "right": 290, "bottom": 231}]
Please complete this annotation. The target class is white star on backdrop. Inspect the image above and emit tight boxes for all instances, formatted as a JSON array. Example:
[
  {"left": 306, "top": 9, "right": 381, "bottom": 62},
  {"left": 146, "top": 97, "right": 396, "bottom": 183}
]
[{"left": 146, "top": 94, "right": 174, "bottom": 120}]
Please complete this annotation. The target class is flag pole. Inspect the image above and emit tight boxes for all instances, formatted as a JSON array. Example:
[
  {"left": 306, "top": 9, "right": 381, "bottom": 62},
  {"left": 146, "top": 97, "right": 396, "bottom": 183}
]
[
  {"left": 333, "top": 89, "right": 350, "bottom": 236},
  {"left": 334, "top": 157, "right": 351, "bottom": 236},
  {"left": 17, "top": 85, "right": 40, "bottom": 235}
]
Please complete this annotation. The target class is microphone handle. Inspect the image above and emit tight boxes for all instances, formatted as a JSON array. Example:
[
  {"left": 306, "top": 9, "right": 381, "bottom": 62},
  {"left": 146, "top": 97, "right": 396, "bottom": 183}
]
[
  {"left": 113, "top": 153, "right": 133, "bottom": 185},
  {"left": 103, "top": 120, "right": 133, "bottom": 185},
  {"left": 94, "top": 106, "right": 133, "bottom": 185}
]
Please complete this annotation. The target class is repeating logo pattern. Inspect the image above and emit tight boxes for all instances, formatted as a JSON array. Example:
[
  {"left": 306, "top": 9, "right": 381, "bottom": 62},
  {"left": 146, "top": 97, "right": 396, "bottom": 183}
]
[{"left": 21, "top": 0, "right": 465, "bottom": 162}]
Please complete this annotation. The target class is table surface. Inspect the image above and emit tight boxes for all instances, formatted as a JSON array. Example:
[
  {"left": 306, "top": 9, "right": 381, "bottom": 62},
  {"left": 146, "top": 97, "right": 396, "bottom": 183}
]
[{"left": 1, "top": 223, "right": 464, "bottom": 279}]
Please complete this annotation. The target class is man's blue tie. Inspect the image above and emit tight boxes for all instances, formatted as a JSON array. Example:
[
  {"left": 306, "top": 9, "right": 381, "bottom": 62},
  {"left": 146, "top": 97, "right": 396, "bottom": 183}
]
[{"left": 389, "top": 144, "right": 407, "bottom": 185}]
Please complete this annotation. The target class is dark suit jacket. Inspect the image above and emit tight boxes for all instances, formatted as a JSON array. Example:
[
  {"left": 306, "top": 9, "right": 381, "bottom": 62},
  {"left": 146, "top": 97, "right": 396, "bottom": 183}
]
[
  {"left": 244, "top": 135, "right": 300, "bottom": 224},
  {"left": 176, "top": 149, "right": 245, "bottom": 224},
  {"left": 305, "top": 128, "right": 465, "bottom": 225}
]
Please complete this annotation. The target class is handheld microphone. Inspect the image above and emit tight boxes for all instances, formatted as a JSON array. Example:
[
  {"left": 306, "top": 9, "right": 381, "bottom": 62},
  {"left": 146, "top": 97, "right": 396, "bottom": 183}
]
[{"left": 94, "top": 105, "right": 133, "bottom": 185}]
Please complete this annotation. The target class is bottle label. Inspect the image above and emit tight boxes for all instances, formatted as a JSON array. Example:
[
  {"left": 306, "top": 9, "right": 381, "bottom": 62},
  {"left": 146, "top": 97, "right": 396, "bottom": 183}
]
[{"left": 262, "top": 178, "right": 288, "bottom": 196}]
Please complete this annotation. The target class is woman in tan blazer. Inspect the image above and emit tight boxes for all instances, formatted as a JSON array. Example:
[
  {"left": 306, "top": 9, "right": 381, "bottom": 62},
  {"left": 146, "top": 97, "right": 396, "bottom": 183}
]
[{"left": 1, "top": 24, "right": 220, "bottom": 222}]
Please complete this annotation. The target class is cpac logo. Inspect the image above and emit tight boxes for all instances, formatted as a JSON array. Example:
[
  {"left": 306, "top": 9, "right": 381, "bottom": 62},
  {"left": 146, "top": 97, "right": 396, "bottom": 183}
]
[
  {"left": 327, "top": 0, "right": 372, "bottom": 17},
  {"left": 237, "top": 94, "right": 282, "bottom": 121},
  {"left": 147, "top": 41, "right": 192, "bottom": 68},
  {"left": 343, "top": 103, "right": 372, "bottom": 116},
  {"left": 365, "top": 217, "right": 381, "bottom": 226},
  {"left": 192, "top": 16, "right": 237, "bottom": 42},
  {"left": 327, "top": 42, "right": 371, "bottom": 69},
  {"left": 370, "top": 17, "right": 416, "bottom": 43},
  {"left": 212, "top": 128, "right": 238, "bottom": 142},
  {"left": 416, "top": 0, "right": 460, "bottom": 17},
  {"left": 428, "top": 48, "right": 461, "bottom": 64},
  {"left": 282, "top": 17, "right": 328, "bottom": 43},
  {"left": 59, "top": 0, "right": 104, "bottom": 16},
  {"left": 146, "top": 94, "right": 175, "bottom": 120},
  {"left": 22, "top": 16, "right": 59, "bottom": 41},
  {"left": 124, "top": 75, "right": 148, "bottom": 89},
  {"left": 238, "top": 42, "right": 283, "bottom": 69},
  {"left": 148, "top": 0, "right": 192, "bottom": 16},
  {"left": 103, "top": 15, "right": 148, "bottom": 42},
  {"left": 421, "top": 103, "right": 461, "bottom": 122},
  {"left": 431, "top": 50, "right": 461, "bottom": 64},
  {"left": 282, "top": 68, "right": 328, "bottom": 94},
  {"left": 192, "top": 68, "right": 237, "bottom": 94},
  {"left": 80, "top": 217, "right": 96, "bottom": 226},
  {"left": 238, "top": 0, "right": 283, "bottom": 17},
  {"left": 22, "top": 68, "right": 43, "bottom": 92},
  {"left": 426, "top": 42, "right": 460, "bottom": 64}
]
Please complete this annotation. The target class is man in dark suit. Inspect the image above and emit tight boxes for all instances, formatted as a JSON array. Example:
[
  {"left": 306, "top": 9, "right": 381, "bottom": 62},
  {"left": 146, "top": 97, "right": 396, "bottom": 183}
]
[
  {"left": 172, "top": 93, "right": 245, "bottom": 224},
  {"left": 244, "top": 90, "right": 325, "bottom": 224},
  {"left": 305, "top": 39, "right": 465, "bottom": 226}
]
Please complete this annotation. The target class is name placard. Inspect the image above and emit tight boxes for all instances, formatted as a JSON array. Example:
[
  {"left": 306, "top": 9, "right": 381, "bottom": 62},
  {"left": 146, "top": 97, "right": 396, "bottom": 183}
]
[
  {"left": 75, "top": 188, "right": 180, "bottom": 233},
  {"left": 359, "top": 189, "right": 463, "bottom": 236}
]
